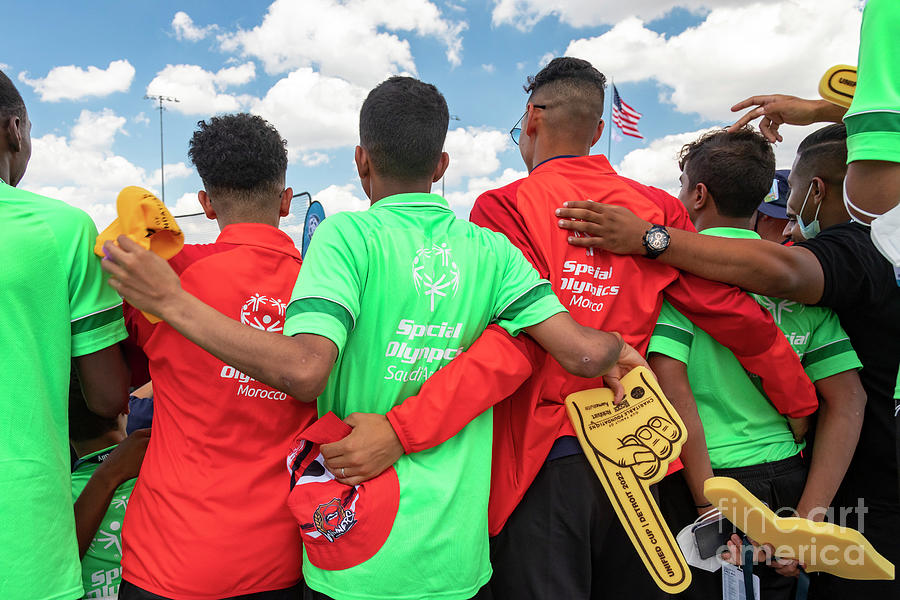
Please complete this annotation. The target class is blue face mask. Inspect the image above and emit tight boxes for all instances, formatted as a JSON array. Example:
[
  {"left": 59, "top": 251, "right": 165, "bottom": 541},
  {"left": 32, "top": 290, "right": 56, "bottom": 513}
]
[{"left": 797, "top": 182, "right": 821, "bottom": 240}]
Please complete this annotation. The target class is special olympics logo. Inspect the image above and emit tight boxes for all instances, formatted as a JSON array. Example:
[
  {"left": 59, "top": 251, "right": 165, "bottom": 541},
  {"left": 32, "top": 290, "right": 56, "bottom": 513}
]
[
  {"left": 240, "top": 294, "right": 288, "bottom": 332},
  {"left": 413, "top": 243, "right": 460, "bottom": 312}
]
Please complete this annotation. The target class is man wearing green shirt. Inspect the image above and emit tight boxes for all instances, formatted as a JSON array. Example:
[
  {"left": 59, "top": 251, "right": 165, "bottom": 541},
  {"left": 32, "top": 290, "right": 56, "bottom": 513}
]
[
  {"left": 645, "top": 128, "right": 865, "bottom": 600},
  {"left": 0, "top": 71, "right": 130, "bottom": 599},
  {"left": 100, "top": 76, "right": 644, "bottom": 600}
]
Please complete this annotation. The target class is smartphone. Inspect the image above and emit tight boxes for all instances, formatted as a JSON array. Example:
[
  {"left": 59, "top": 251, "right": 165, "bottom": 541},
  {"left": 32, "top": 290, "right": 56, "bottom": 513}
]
[{"left": 692, "top": 517, "right": 740, "bottom": 559}]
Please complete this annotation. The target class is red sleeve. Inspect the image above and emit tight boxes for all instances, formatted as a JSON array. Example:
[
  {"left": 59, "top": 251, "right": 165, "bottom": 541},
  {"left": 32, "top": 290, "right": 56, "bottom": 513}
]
[
  {"left": 387, "top": 325, "right": 536, "bottom": 454},
  {"left": 470, "top": 185, "right": 551, "bottom": 279},
  {"left": 123, "top": 303, "right": 153, "bottom": 388}
]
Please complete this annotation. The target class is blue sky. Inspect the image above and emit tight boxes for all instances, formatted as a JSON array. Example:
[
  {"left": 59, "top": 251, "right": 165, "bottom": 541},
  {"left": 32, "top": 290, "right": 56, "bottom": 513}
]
[{"left": 4, "top": 0, "right": 861, "bottom": 234}]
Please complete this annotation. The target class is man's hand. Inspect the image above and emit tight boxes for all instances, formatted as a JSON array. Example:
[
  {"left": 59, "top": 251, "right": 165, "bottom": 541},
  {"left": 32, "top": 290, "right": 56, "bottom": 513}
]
[
  {"left": 96, "top": 428, "right": 151, "bottom": 486},
  {"left": 787, "top": 415, "right": 809, "bottom": 443},
  {"left": 729, "top": 95, "right": 847, "bottom": 143},
  {"left": 556, "top": 201, "right": 650, "bottom": 255},
  {"left": 101, "top": 235, "right": 184, "bottom": 318},
  {"left": 321, "top": 413, "right": 403, "bottom": 487},
  {"left": 603, "top": 336, "right": 650, "bottom": 403}
]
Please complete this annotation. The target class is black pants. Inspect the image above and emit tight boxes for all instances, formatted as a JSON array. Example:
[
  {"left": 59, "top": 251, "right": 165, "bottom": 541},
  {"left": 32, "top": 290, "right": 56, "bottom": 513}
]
[
  {"left": 489, "top": 453, "right": 665, "bottom": 600},
  {"left": 119, "top": 579, "right": 303, "bottom": 599},
  {"left": 302, "top": 582, "right": 491, "bottom": 600},
  {"left": 658, "top": 453, "right": 808, "bottom": 600}
]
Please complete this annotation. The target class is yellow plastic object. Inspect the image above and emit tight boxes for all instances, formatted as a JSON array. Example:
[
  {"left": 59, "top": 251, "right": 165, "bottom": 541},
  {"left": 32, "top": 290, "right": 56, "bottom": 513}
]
[
  {"left": 565, "top": 366, "right": 691, "bottom": 594},
  {"left": 818, "top": 64, "right": 858, "bottom": 108},
  {"left": 704, "top": 477, "right": 894, "bottom": 581},
  {"left": 95, "top": 186, "right": 184, "bottom": 323}
]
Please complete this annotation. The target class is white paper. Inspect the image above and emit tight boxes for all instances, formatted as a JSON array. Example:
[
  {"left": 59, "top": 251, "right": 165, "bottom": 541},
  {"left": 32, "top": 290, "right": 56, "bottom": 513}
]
[{"left": 721, "top": 562, "right": 761, "bottom": 600}]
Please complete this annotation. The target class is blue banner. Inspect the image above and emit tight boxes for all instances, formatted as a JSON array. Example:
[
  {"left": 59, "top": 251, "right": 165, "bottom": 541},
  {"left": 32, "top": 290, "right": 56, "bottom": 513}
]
[{"left": 302, "top": 200, "right": 326, "bottom": 258}]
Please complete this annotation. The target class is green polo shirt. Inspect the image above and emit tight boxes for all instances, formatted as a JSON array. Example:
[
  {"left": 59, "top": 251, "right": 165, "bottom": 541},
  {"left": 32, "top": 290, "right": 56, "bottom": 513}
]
[
  {"left": 284, "top": 192, "right": 565, "bottom": 600},
  {"left": 648, "top": 227, "right": 862, "bottom": 469},
  {"left": 844, "top": 0, "right": 900, "bottom": 163},
  {"left": 0, "top": 181, "right": 126, "bottom": 600},
  {"left": 71, "top": 446, "right": 136, "bottom": 599}
]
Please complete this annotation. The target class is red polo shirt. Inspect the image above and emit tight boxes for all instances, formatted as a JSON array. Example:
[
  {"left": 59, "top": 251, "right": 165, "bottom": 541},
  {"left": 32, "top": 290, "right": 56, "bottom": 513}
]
[
  {"left": 388, "top": 155, "right": 817, "bottom": 535},
  {"left": 121, "top": 223, "right": 316, "bottom": 599}
]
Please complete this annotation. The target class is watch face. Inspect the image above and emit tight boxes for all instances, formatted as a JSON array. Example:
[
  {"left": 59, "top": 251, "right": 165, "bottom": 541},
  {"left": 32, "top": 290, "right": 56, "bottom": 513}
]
[{"left": 647, "top": 230, "right": 667, "bottom": 250}]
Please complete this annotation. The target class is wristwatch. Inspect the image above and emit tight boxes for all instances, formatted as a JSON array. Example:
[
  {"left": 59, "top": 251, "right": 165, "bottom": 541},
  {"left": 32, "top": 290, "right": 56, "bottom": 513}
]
[{"left": 642, "top": 224, "right": 670, "bottom": 259}]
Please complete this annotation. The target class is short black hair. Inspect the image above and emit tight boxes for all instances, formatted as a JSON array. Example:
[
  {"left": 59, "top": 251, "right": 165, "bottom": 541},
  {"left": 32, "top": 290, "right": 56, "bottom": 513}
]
[
  {"left": 0, "top": 69, "right": 26, "bottom": 120},
  {"left": 359, "top": 76, "right": 449, "bottom": 181},
  {"left": 794, "top": 124, "right": 847, "bottom": 183},
  {"left": 68, "top": 367, "right": 120, "bottom": 443},
  {"left": 679, "top": 127, "right": 775, "bottom": 219},
  {"left": 188, "top": 113, "right": 287, "bottom": 195},
  {"left": 525, "top": 57, "right": 606, "bottom": 119}
]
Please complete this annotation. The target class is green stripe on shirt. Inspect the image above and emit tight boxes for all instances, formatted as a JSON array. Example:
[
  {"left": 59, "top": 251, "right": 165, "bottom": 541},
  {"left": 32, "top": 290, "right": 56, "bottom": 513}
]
[
  {"left": 653, "top": 322, "right": 694, "bottom": 347},
  {"left": 804, "top": 338, "right": 855, "bottom": 365},
  {"left": 497, "top": 282, "right": 553, "bottom": 322},
  {"left": 71, "top": 304, "right": 123, "bottom": 336},
  {"left": 845, "top": 111, "right": 900, "bottom": 136},
  {"left": 286, "top": 297, "right": 354, "bottom": 334}
]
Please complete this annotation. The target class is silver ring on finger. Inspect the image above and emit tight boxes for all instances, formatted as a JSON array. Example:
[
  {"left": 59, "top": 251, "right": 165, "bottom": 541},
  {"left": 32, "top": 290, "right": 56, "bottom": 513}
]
[{"left": 340, "top": 467, "right": 346, "bottom": 478}]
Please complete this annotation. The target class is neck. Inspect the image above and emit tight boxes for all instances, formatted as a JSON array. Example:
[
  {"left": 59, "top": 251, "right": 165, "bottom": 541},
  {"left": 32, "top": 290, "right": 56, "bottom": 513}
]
[
  {"left": 216, "top": 213, "right": 281, "bottom": 229},
  {"left": 694, "top": 213, "right": 754, "bottom": 233},
  {"left": 531, "top": 138, "right": 591, "bottom": 171},
  {"left": 72, "top": 430, "right": 126, "bottom": 459},
  {"left": 368, "top": 177, "right": 434, "bottom": 205}
]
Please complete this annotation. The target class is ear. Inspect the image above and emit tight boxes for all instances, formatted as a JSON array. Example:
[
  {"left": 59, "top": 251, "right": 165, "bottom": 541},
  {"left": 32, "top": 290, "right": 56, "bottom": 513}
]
[
  {"left": 590, "top": 119, "right": 605, "bottom": 147},
  {"left": 279, "top": 187, "right": 293, "bottom": 218},
  {"left": 355, "top": 145, "right": 372, "bottom": 199},
  {"left": 693, "top": 182, "right": 710, "bottom": 212},
  {"left": 524, "top": 104, "right": 542, "bottom": 138},
  {"left": 432, "top": 151, "right": 450, "bottom": 183},
  {"left": 810, "top": 176, "right": 826, "bottom": 205},
  {"left": 4, "top": 115, "right": 22, "bottom": 152},
  {"left": 197, "top": 190, "right": 217, "bottom": 221}
]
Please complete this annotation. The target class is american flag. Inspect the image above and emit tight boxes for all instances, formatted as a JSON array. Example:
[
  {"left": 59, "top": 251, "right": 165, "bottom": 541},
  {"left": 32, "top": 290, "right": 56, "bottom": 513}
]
[{"left": 612, "top": 84, "right": 643, "bottom": 139}]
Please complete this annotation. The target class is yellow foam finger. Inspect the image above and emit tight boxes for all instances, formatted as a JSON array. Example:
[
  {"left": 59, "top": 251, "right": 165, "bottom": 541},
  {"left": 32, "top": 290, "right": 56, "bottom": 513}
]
[
  {"left": 95, "top": 186, "right": 184, "bottom": 324},
  {"left": 566, "top": 366, "right": 691, "bottom": 594},
  {"left": 704, "top": 477, "right": 894, "bottom": 580},
  {"left": 818, "top": 64, "right": 857, "bottom": 108}
]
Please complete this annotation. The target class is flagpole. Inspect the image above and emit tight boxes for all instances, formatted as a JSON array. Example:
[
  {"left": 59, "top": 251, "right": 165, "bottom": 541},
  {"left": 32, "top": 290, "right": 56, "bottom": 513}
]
[{"left": 607, "top": 78, "right": 614, "bottom": 163}]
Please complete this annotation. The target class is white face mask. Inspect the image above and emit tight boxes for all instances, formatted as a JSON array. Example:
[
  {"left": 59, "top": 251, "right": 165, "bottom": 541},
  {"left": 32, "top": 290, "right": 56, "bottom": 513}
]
[
  {"left": 843, "top": 178, "right": 900, "bottom": 267},
  {"left": 675, "top": 509, "right": 728, "bottom": 573},
  {"left": 797, "top": 182, "right": 822, "bottom": 240}
]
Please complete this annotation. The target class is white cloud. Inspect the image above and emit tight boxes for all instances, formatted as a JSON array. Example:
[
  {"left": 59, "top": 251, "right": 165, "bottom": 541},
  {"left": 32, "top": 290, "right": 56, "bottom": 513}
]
[
  {"left": 613, "top": 124, "right": 827, "bottom": 196},
  {"left": 133, "top": 111, "right": 150, "bottom": 126},
  {"left": 442, "top": 127, "right": 511, "bottom": 187},
  {"left": 18, "top": 60, "right": 135, "bottom": 102},
  {"left": 566, "top": 0, "right": 861, "bottom": 122},
  {"left": 0, "top": 63, "right": 9, "bottom": 71},
  {"left": 444, "top": 167, "right": 527, "bottom": 217},
  {"left": 146, "top": 63, "right": 256, "bottom": 115},
  {"left": 313, "top": 183, "right": 369, "bottom": 214},
  {"left": 219, "top": 0, "right": 466, "bottom": 87},
  {"left": 251, "top": 68, "right": 368, "bottom": 155},
  {"left": 492, "top": 0, "right": 779, "bottom": 31},
  {"left": 172, "top": 11, "right": 217, "bottom": 41},
  {"left": 482, "top": 64, "right": 495, "bottom": 73},
  {"left": 300, "top": 152, "right": 330, "bottom": 167},
  {"left": 21, "top": 109, "right": 192, "bottom": 227}
]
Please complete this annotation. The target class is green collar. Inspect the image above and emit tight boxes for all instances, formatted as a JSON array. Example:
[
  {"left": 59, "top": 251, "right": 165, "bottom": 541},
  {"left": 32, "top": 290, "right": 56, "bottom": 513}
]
[
  {"left": 700, "top": 227, "right": 761, "bottom": 240},
  {"left": 371, "top": 192, "right": 451, "bottom": 212}
]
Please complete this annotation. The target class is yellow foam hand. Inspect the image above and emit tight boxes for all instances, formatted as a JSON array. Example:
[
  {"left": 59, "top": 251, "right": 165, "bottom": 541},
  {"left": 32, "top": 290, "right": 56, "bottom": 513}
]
[
  {"left": 704, "top": 477, "right": 894, "bottom": 581},
  {"left": 566, "top": 366, "right": 691, "bottom": 594},
  {"left": 818, "top": 64, "right": 857, "bottom": 108}
]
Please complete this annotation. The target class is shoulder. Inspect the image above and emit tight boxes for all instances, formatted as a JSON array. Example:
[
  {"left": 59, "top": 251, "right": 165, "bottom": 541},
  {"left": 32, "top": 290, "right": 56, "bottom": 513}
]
[
  {"left": 474, "top": 178, "right": 525, "bottom": 213},
  {"left": 8, "top": 186, "right": 97, "bottom": 233},
  {"left": 799, "top": 223, "right": 880, "bottom": 259}
]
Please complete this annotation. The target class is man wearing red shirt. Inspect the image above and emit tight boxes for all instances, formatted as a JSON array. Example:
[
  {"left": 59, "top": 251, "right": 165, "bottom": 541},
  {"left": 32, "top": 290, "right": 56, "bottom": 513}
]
[
  {"left": 333, "top": 58, "right": 818, "bottom": 599},
  {"left": 118, "top": 114, "right": 315, "bottom": 600}
]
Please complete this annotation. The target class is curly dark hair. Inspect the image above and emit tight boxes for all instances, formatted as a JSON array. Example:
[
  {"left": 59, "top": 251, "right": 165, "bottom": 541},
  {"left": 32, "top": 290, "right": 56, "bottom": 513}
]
[
  {"left": 359, "top": 76, "right": 449, "bottom": 181},
  {"left": 0, "top": 69, "right": 26, "bottom": 120},
  {"left": 678, "top": 126, "right": 775, "bottom": 219},
  {"left": 188, "top": 113, "right": 287, "bottom": 193},
  {"left": 523, "top": 57, "right": 606, "bottom": 123}
]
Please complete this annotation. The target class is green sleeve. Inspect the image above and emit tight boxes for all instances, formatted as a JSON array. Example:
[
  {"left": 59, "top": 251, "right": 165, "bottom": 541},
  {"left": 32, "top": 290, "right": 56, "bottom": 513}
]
[
  {"left": 67, "top": 210, "right": 127, "bottom": 357},
  {"left": 647, "top": 302, "right": 694, "bottom": 364},
  {"left": 491, "top": 235, "right": 566, "bottom": 336},
  {"left": 802, "top": 308, "right": 862, "bottom": 382},
  {"left": 844, "top": 0, "right": 900, "bottom": 163},
  {"left": 284, "top": 215, "right": 362, "bottom": 354}
]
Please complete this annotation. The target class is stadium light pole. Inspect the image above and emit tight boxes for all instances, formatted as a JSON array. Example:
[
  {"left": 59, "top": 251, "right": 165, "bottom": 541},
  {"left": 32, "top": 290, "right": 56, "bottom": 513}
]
[{"left": 145, "top": 94, "right": 180, "bottom": 203}]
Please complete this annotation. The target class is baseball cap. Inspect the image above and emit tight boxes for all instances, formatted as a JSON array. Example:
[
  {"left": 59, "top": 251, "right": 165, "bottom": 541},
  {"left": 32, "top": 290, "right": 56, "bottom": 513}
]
[
  {"left": 286, "top": 412, "right": 400, "bottom": 571},
  {"left": 94, "top": 186, "right": 184, "bottom": 260},
  {"left": 757, "top": 169, "right": 790, "bottom": 219}
]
